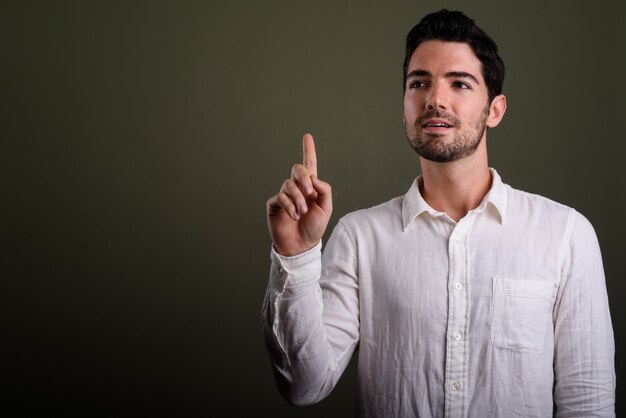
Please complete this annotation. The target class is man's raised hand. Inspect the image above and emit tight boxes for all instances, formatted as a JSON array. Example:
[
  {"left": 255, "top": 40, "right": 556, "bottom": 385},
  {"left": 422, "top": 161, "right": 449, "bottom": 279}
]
[{"left": 266, "top": 134, "right": 333, "bottom": 256}]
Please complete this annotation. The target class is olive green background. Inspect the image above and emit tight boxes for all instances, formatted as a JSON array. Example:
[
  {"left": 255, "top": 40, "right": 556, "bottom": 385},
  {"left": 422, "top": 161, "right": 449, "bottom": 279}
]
[{"left": 3, "top": 0, "right": 624, "bottom": 416}]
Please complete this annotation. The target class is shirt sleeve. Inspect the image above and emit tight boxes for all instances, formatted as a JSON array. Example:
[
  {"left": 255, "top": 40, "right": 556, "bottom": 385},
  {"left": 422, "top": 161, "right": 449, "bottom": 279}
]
[
  {"left": 553, "top": 209, "right": 615, "bottom": 417},
  {"left": 261, "top": 220, "right": 360, "bottom": 406}
]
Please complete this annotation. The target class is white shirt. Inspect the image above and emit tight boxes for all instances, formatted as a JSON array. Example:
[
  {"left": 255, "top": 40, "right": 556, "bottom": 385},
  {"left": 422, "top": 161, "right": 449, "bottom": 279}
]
[{"left": 262, "top": 169, "right": 615, "bottom": 417}]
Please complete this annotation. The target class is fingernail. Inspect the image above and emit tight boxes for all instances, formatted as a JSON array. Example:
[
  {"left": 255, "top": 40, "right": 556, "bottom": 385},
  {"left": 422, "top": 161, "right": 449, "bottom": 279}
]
[
  {"left": 305, "top": 185, "right": 313, "bottom": 194},
  {"left": 293, "top": 212, "right": 300, "bottom": 221},
  {"left": 299, "top": 203, "right": 308, "bottom": 213}
]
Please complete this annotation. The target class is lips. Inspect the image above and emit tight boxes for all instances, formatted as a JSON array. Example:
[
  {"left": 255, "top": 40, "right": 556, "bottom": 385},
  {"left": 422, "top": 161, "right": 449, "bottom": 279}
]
[{"left": 422, "top": 118, "right": 453, "bottom": 128}]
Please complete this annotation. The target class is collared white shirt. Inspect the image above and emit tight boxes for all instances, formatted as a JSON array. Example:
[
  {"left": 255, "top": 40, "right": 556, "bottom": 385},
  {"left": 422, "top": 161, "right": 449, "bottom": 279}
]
[{"left": 262, "top": 169, "right": 615, "bottom": 417}]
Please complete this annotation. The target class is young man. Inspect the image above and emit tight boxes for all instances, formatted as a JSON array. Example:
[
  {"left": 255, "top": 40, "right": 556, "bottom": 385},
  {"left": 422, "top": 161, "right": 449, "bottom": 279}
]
[{"left": 263, "top": 10, "right": 615, "bottom": 418}]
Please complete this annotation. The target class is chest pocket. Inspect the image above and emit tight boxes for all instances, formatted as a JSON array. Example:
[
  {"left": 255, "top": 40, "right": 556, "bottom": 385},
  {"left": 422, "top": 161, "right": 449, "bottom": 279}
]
[{"left": 490, "top": 277, "right": 556, "bottom": 354}]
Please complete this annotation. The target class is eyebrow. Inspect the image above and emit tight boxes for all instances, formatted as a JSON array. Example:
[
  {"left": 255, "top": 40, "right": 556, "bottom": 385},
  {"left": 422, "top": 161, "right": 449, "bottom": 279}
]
[{"left": 406, "top": 69, "right": 480, "bottom": 85}]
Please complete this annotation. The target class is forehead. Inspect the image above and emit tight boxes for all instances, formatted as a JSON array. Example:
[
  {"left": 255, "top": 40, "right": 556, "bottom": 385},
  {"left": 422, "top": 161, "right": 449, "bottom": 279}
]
[{"left": 408, "top": 40, "right": 483, "bottom": 81}]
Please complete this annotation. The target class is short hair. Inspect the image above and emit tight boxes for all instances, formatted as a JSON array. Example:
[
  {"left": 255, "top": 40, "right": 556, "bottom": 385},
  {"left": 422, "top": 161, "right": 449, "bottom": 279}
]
[{"left": 403, "top": 9, "right": 505, "bottom": 104}]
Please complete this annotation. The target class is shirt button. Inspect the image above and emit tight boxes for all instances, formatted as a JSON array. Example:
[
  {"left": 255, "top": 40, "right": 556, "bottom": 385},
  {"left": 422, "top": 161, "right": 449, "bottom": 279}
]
[
  {"left": 454, "top": 282, "right": 463, "bottom": 290},
  {"left": 451, "top": 382, "right": 461, "bottom": 391},
  {"left": 454, "top": 332, "right": 462, "bottom": 341}
]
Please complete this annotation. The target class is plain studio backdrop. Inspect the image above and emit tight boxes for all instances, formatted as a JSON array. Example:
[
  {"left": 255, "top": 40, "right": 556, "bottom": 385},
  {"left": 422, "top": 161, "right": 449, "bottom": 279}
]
[{"left": 3, "top": 0, "right": 625, "bottom": 416}]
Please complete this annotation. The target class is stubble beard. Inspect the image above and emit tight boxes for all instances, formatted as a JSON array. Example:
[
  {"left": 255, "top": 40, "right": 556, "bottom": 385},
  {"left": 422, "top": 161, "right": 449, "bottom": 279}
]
[{"left": 406, "top": 107, "right": 489, "bottom": 163}]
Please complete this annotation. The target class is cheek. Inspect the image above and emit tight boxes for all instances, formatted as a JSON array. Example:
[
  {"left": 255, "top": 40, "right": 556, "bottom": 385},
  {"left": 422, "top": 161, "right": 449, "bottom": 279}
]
[{"left": 403, "top": 96, "right": 420, "bottom": 119}]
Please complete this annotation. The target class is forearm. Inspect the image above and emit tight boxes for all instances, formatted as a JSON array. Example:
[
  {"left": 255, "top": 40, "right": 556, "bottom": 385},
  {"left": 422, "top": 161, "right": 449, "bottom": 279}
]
[
  {"left": 262, "top": 242, "right": 357, "bottom": 405},
  {"left": 553, "top": 299, "right": 615, "bottom": 417}
]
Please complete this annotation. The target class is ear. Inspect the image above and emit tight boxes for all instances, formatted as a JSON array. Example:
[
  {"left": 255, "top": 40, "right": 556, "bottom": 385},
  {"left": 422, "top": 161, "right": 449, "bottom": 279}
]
[{"left": 486, "top": 94, "right": 507, "bottom": 128}]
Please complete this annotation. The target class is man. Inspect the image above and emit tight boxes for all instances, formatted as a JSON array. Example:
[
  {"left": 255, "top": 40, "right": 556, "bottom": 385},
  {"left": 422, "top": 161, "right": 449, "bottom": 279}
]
[{"left": 263, "top": 9, "right": 615, "bottom": 418}]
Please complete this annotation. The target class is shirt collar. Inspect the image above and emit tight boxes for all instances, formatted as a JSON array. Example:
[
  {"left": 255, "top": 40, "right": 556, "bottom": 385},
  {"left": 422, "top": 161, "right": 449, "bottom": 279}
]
[{"left": 401, "top": 167, "right": 508, "bottom": 230}]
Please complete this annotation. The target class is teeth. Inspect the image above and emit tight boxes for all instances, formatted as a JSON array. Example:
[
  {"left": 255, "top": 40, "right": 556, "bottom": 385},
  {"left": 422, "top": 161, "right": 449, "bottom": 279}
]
[{"left": 427, "top": 123, "right": 449, "bottom": 127}]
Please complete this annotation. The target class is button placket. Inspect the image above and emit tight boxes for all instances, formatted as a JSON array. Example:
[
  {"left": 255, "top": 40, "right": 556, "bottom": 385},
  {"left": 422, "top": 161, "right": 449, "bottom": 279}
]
[{"left": 445, "top": 218, "right": 473, "bottom": 418}]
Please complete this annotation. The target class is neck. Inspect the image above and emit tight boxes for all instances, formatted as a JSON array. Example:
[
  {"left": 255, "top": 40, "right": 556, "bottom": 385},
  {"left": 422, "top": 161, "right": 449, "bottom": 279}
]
[{"left": 418, "top": 142, "right": 491, "bottom": 222}]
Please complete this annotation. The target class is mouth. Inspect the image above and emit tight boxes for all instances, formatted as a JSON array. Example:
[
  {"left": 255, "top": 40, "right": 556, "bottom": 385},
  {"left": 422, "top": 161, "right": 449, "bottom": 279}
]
[{"left": 421, "top": 119, "right": 454, "bottom": 132}]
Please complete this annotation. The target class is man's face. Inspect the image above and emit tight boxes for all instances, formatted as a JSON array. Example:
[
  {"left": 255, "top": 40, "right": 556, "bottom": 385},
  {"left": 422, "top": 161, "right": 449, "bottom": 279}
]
[{"left": 403, "top": 40, "right": 492, "bottom": 163}]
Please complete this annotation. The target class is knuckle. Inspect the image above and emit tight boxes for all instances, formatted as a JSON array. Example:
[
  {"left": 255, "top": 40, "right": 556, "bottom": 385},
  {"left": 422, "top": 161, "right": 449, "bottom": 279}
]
[
  {"left": 277, "top": 195, "right": 292, "bottom": 209},
  {"left": 291, "top": 165, "right": 307, "bottom": 180},
  {"left": 281, "top": 179, "right": 294, "bottom": 190}
]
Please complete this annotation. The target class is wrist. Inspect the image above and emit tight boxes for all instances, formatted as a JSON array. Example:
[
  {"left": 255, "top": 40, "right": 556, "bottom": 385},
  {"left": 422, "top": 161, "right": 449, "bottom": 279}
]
[{"left": 273, "top": 240, "right": 321, "bottom": 257}]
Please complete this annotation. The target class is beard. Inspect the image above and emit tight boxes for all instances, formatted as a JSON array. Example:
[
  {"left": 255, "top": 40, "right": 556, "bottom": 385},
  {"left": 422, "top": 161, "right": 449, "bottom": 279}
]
[{"left": 405, "top": 107, "right": 489, "bottom": 163}]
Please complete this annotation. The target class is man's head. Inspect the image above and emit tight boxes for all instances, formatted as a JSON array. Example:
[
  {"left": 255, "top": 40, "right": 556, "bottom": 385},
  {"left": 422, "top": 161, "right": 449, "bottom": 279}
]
[
  {"left": 402, "top": 10, "right": 507, "bottom": 163},
  {"left": 403, "top": 9, "right": 504, "bottom": 104}
]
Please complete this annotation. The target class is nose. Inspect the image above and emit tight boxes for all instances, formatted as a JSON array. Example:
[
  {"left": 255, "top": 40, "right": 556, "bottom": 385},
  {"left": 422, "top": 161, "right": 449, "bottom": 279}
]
[{"left": 425, "top": 81, "right": 448, "bottom": 110}]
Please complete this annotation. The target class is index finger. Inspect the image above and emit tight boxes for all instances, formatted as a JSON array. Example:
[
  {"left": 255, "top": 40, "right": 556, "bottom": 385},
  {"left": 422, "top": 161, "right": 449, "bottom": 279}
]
[{"left": 303, "top": 133, "right": 317, "bottom": 177}]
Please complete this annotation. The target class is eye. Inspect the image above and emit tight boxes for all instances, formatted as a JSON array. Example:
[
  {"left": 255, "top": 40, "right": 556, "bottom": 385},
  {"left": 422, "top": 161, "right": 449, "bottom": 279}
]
[
  {"left": 408, "top": 80, "right": 428, "bottom": 89},
  {"left": 452, "top": 80, "right": 471, "bottom": 90}
]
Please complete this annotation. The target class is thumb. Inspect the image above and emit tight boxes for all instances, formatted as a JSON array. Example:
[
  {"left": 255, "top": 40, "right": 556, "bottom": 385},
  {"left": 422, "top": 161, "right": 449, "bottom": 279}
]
[{"left": 311, "top": 175, "right": 332, "bottom": 214}]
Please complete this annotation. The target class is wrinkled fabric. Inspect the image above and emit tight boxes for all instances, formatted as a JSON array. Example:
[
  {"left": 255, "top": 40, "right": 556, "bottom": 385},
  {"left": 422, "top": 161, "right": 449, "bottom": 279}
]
[{"left": 262, "top": 169, "right": 615, "bottom": 418}]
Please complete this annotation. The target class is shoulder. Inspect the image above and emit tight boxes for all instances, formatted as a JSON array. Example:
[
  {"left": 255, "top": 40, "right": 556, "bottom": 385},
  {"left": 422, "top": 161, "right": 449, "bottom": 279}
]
[
  {"left": 504, "top": 183, "right": 598, "bottom": 246},
  {"left": 504, "top": 183, "right": 575, "bottom": 229},
  {"left": 506, "top": 183, "right": 572, "bottom": 215}
]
